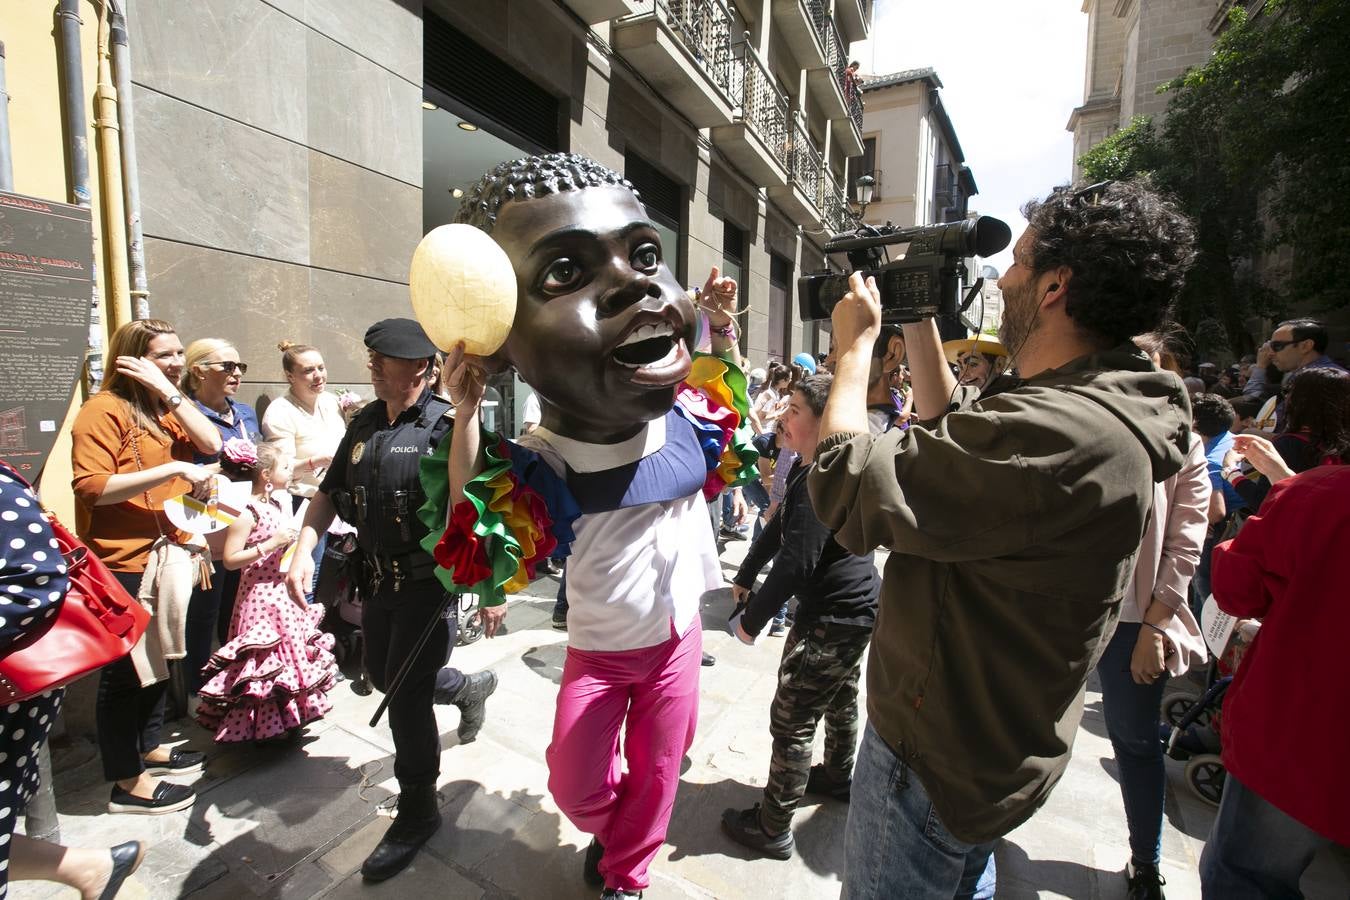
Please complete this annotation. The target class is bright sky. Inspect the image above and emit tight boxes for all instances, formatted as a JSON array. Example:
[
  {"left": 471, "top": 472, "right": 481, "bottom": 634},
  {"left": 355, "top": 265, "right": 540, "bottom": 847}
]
[{"left": 853, "top": 0, "right": 1089, "bottom": 274}]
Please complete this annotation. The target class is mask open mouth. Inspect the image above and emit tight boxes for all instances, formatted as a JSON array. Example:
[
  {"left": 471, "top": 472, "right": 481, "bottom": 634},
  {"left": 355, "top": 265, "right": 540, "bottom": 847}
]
[{"left": 612, "top": 321, "right": 677, "bottom": 368}]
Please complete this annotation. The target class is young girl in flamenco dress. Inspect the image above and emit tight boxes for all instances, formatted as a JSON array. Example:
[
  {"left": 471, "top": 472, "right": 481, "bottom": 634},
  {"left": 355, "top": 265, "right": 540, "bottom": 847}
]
[{"left": 197, "top": 438, "right": 337, "bottom": 743}]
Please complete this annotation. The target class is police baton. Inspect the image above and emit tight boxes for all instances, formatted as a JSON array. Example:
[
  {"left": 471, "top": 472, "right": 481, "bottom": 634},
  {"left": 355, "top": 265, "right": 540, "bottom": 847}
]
[{"left": 368, "top": 589, "right": 457, "bottom": 728}]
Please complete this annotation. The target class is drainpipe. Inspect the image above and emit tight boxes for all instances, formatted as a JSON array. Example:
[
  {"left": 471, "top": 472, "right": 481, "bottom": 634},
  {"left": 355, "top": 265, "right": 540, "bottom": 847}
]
[
  {"left": 109, "top": 6, "right": 148, "bottom": 320},
  {"left": 94, "top": 2, "right": 130, "bottom": 328},
  {"left": 0, "top": 41, "right": 12, "bottom": 191},
  {"left": 57, "top": 0, "right": 105, "bottom": 390}
]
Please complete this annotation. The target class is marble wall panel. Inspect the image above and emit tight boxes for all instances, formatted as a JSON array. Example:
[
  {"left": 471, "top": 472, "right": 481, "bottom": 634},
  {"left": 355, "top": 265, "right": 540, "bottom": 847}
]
[
  {"left": 307, "top": 30, "right": 422, "bottom": 187},
  {"left": 136, "top": 88, "right": 311, "bottom": 264},
  {"left": 309, "top": 151, "right": 421, "bottom": 283},
  {"left": 142, "top": 237, "right": 312, "bottom": 391},
  {"left": 307, "top": 269, "right": 415, "bottom": 383},
  {"left": 261, "top": 0, "right": 305, "bottom": 19},
  {"left": 305, "top": 0, "right": 423, "bottom": 85},
  {"left": 129, "top": 0, "right": 308, "bottom": 143}
]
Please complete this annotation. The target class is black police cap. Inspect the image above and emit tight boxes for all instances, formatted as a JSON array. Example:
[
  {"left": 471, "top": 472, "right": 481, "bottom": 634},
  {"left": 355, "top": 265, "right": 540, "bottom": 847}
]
[{"left": 364, "top": 318, "right": 438, "bottom": 360}]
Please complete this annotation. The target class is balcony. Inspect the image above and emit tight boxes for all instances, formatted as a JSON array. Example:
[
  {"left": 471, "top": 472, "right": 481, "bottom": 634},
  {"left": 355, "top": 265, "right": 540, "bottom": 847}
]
[
  {"left": 834, "top": 0, "right": 872, "bottom": 43},
  {"left": 560, "top": 0, "right": 646, "bottom": 24},
  {"left": 818, "top": 168, "right": 853, "bottom": 234},
  {"left": 833, "top": 86, "right": 865, "bottom": 157},
  {"left": 612, "top": 0, "right": 736, "bottom": 128},
  {"left": 770, "top": 0, "right": 826, "bottom": 70},
  {"left": 804, "top": 4, "right": 848, "bottom": 121},
  {"left": 767, "top": 118, "right": 825, "bottom": 228},
  {"left": 710, "top": 40, "right": 790, "bottom": 188}
]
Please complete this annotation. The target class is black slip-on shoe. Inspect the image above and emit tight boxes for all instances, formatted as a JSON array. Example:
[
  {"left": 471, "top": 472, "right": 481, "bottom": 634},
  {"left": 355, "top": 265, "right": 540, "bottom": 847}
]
[
  {"left": 142, "top": 747, "right": 205, "bottom": 777},
  {"left": 1126, "top": 861, "right": 1167, "bottom": 900},
  {"left": 108, "top": 782, "right": 195, "bottom": 815},
  {"left": 97, "top": 840, "right": 146, "bottom": 899},
  {"left": 720, "top": 804, "right": 794, "bottom": 860},
  {"left": 804, "top": 763, "right": 852, "bottom": 801}
]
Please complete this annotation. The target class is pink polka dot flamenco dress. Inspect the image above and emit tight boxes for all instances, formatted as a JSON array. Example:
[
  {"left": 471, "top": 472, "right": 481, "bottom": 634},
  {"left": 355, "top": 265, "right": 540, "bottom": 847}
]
[{"left": 197, "top": 497, "right": 337, "bottom": 742}]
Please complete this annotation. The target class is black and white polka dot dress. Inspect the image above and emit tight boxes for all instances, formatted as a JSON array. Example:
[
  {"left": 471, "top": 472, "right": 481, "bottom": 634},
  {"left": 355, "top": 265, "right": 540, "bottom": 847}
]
[{"left": 0, "top": 461, "right": 71, "bottom": 898}]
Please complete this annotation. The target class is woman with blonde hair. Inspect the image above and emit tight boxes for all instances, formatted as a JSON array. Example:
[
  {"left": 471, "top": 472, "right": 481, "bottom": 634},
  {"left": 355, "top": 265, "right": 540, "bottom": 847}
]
[
  {"left": 179, "top": 338, "right": 261, "bottom": 691},
  {"left": 261, "top": 340, "right": 348, "bottom": 601},
  {"left": 71, "top": 318, "right": 221, "bottom": 814}
]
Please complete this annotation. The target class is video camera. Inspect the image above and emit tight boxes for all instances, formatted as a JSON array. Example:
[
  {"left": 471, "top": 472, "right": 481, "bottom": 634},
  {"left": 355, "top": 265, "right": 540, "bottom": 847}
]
[{"left": 797, "top": 216, "right": 1011, "bottom": 324}]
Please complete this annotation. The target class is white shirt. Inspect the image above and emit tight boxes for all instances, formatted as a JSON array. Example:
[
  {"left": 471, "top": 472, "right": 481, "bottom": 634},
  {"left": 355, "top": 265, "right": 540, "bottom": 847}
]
[
  {"left": 520, "top": 417, "right": 722, "bottom": 652},
  {"left": 261, "top": 391, "right": 347, "bottom": 497},
  {"left": 521, "top": 392, "right": 541, "bottom": 429}
]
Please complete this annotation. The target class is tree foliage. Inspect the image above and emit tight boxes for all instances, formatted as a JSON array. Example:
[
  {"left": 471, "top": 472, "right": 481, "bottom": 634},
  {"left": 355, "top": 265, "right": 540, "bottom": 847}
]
[{"left": 1077, "top": 0, "right": 1350, "bottom": 359}]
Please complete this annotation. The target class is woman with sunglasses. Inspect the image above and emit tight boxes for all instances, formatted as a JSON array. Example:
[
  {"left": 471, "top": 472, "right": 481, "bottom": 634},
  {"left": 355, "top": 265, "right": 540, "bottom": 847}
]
[{"left": 180, "top": 339, "right": 262, "bottom": 695}]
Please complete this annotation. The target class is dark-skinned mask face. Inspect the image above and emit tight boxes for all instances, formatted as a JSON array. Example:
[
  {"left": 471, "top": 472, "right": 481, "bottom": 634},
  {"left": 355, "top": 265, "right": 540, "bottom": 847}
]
[{"left": 490, "top": 186, "right": 697, "bottom": 444}]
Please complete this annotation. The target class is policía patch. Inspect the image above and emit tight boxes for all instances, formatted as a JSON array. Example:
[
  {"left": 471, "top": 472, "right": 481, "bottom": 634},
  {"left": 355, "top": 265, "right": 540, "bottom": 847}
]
[{"left": 350, "top": 441, "right": 366, "bottom": 465}]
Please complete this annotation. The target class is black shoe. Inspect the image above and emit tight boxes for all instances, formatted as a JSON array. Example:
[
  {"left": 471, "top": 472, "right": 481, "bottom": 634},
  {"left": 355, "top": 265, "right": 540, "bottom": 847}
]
[
  {"left": 804, "top": 764, "right": 852, "bottom": 801},
  {"left": 108, "top": 782, "right": 195, "bottom": 815},
  {"left": 142, "top": 747, "right": 205, "bottom": 777},
  {"left": 97, "top": 840, "right": 146, "bottom": 899},
  {"left": 701, "top": 651, "right": 716, "bottom": 667},
  {"left": 351, "top": 673, "right": 373, "bottom": 696},
  {"left": 719, "top": 526, "right": 748, "bottom": 542},
  {"left": 599, "top": 890, "right": 643, "bottom": 899},
  {"left": 583, "top": 837, "right": 605, "bottom": 887},
  {"left": 1126, "top": 861, "right": 1167, "bottom": 900},
  {"left": 437, "top": 670, "right": 498, "bottom": 743},
  {"left": 552, "top": 605, "right": 568, "bottom": 631},
  {"left": 720, "top": 804, "right": 794, "bottom": 860},
  {"left": 361, "top": 786, "right": 442, "bottom": 883}
]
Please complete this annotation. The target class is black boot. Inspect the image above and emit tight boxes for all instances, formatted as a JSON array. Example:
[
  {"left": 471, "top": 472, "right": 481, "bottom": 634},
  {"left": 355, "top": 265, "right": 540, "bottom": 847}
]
[
  {"left": 583, "top": 837, "right": 605, "bottom": 887},
  {"left": 436, "top": 670, "right": 498, "bottom": 743},
  {"left": 361, "top": 784, "right": 442, "bottom": 883}
]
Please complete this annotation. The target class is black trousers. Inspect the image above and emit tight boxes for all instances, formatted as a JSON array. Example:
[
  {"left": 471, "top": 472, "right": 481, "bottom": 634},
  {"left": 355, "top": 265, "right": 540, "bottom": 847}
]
[
  {"left": 97, "top": 571, "right": 169, "bottom": 782},
  {"left": 182, "top": 558, "right": 241, "bottom": 694},
  {"left": 362, "top": 577, "right": 464, "bottom": 788}
]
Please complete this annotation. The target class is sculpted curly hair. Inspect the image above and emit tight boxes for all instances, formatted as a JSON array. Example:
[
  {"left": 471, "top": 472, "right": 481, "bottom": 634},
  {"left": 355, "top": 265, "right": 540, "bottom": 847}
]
[
  {"left": 456, "top": 153, "right": 639, "bottom": 234},
  {"left": 1021, "top": 179, "right": 1196, "bottom": 348}
]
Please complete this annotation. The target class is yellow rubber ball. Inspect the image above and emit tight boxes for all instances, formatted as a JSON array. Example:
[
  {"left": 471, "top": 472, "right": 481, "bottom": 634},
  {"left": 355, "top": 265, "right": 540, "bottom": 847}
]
[{"left": 409, "top": 223, "right": 518, "bottom": 356}]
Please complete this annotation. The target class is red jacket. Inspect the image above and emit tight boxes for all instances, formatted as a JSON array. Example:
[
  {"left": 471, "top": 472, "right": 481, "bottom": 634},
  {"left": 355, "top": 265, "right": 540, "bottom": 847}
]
[{"left": 1211, "top": 465, "right": 1350, "bottom": 844}]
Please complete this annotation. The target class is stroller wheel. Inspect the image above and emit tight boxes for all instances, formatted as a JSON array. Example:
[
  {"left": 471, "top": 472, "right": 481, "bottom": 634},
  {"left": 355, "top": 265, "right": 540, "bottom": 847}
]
[
  {"left": 1185, "top": 753, "right": 1227, "bottom": 807},
  {"left": 1163, "top": 692, "right": 1211, "bottom": 729},
  {"left": 456, "top": 594, "right": 484, "bottom": 646}
]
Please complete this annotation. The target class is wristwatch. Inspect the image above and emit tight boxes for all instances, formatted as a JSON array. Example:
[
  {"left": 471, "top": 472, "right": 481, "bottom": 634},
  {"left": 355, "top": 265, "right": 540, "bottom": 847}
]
[{"left": 166, "top": 393, "right": 183, "bottom": 410}]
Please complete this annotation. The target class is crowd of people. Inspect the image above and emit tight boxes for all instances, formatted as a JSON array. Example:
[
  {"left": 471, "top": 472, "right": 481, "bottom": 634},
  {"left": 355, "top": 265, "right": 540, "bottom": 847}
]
[{"left": 1, "top": 157, "right": 1347, "bottom": 900}]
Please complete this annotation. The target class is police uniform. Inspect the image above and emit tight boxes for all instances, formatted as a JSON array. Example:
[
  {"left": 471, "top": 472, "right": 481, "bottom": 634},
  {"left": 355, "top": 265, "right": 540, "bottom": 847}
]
[{"left": 318, "top": 318, "right": 495, "bottom": 883}]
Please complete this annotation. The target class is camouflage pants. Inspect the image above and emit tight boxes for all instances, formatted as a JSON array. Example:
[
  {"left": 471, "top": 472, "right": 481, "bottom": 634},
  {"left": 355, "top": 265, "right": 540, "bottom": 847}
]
[{"left": 761, "top": 621, "right": 872, "bottom": 834}]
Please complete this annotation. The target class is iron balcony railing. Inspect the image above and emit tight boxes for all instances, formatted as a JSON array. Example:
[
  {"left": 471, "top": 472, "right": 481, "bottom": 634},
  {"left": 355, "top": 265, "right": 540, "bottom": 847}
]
[
  {"left": 819, "top": 167, "right": 852, "bottom": 233},
  {"left": 656, "top": 0, "right": 734, "bottom": 98},
  {"left": 787, "top": 118, "right": 824, "bottom": 207},
  {"left": 843, "top": 88, "right": 864, "bottom": 132},
  {"left": 808, "top": 0, "right": 846, "bottom": 76},
  {"left": 730, "top": 36, "right": 791, "bottom": 169}
]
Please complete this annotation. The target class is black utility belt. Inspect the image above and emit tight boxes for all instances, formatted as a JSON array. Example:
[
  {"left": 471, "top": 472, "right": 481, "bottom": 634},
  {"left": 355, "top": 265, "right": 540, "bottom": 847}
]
[{"left": 366, "top": 551, "right": 439, "bottom": 590}]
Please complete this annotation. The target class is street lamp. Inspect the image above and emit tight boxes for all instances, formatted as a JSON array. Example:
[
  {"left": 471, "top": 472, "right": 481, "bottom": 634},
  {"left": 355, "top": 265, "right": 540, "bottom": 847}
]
[{"left": 854, "top": 173, "right": 875, "bottom": 222}]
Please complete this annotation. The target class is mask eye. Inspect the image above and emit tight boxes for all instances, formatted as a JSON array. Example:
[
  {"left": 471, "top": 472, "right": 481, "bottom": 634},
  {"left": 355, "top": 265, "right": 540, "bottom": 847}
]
[
  {"left": 541, "top": 258, "right": 581, "bottom": 293},
  {"left": 633, "top": 243, "right": 659, "bottom": 272}
]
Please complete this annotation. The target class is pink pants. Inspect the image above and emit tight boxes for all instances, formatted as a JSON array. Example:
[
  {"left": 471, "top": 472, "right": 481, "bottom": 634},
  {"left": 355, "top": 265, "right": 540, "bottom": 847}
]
[{"left": 546, "top": 622, "right": 702, "bottom": 892}]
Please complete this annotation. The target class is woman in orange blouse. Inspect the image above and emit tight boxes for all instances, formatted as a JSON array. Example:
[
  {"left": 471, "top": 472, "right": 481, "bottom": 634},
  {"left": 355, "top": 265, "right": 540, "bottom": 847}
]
[{"left": 71, "top": 319, "right": 221, "bottom": 815}]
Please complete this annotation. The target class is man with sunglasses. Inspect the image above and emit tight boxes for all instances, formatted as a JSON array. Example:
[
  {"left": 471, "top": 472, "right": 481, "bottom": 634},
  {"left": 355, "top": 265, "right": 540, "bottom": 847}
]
[
  {"left": 811, "top": 180, "right": 1198, "bottom": 899},
  {"left": 1242, "top": 319, "right": 1346, "bottom": 429}
]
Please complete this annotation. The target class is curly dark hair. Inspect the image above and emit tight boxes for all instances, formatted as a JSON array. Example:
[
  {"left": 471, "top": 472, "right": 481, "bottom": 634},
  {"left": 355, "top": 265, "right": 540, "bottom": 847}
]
[
  {"left": 1020, "top": 179, "right": 1196, "bottom": 348},
  {"left": 455, "top": 152, "right": 639, "bottom": 234},
  {"left": 1283, "top": 367, "right": 1350, "bottom": 459},
  {"left": 1191, "top": 393, "right": 1235, "bottom": 439}
]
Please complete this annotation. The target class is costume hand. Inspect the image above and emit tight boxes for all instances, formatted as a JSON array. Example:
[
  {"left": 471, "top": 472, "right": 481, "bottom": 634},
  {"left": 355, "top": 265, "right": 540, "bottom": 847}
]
[
  {"left": 481, "top": 603, "right": 507, "bottom": 638},
  {"left": 445, "top": 341, "right": 489, "bottom": 414},
  {"left": 831, "top": 272, "right": 882, "bottom": 361},
  {"left": 1232, "top": 434, "right": 1294, "bottom": 483},
  {"left": 1130, "top": 628, "right": 1168, "bottom": 685},
  {"left": 285, "top": 554, "right": 314, "bottom": 606},
  {"left": 700, "top": 265, "right": 739, "bottom": 326},
  {"left": 117, "top": 354, "right": 178, "bottom": 402}
]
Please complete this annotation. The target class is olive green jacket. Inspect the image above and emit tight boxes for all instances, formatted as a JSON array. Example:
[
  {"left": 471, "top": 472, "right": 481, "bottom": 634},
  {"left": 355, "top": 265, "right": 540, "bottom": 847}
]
[{"left": 810, "top": 347, "right": 1192, "bottom": 843}]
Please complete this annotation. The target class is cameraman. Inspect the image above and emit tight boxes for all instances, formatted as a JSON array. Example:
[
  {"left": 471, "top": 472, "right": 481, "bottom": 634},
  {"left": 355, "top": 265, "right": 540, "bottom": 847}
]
[{"left": 811, "top": 180, "right": 1197, "bottom": 899}]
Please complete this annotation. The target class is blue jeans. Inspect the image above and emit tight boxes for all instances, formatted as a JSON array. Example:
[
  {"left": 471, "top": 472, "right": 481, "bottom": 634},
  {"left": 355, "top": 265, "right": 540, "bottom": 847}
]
[
  {"left": 1096, "top": 621, "right": 1169, "bottom": 866},
  {"left": 844, "top": 722, "right": 997, "bottom": 899},
  {"left": 1200, "top": 773, "right": 1332, "bottom": 899}
]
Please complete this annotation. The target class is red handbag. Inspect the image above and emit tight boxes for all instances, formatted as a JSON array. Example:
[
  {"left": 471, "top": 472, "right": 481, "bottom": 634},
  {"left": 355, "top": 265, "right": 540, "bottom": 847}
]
[{"left": 0, "top": 513, "right": 151, "bottom": 703}]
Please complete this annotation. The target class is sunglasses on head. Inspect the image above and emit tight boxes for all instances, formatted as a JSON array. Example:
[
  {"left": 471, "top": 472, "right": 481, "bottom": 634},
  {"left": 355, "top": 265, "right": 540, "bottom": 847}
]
[{"left": 205, "top": 361, "right": 248, "bottom": 375}]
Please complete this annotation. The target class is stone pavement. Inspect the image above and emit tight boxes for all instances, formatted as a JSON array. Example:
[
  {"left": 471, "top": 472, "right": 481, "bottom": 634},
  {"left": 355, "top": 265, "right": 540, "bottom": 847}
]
[{"left": 12, "top": 541, "right": 1350, "bottom": 900}]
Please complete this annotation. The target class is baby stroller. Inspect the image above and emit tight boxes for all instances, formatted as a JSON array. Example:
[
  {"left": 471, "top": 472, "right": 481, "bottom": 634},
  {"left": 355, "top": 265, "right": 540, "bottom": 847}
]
[{"left": 1159, "top": 596, "right": 1260, "bottom": 807}]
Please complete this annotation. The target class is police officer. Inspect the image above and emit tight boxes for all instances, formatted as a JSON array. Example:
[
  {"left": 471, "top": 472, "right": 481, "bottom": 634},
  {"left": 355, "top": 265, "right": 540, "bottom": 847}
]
[{"left": 286, "top": 318, "right": 497, "bottom": 883}]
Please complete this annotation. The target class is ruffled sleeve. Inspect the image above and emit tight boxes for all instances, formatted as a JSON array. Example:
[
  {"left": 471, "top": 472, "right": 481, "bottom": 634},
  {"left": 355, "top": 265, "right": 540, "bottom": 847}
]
[
  {"left": 418, "top": 425, "right": 579, "bottom": 607},
  {"left": 677, "top": 352, "right": 760, "bottom": 499}
]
